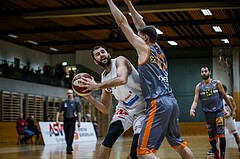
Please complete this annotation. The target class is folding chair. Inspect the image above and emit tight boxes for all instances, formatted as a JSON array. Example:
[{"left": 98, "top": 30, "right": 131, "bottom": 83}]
[{"left": 16, "top": 126, "right": 33, "bottom": 144}]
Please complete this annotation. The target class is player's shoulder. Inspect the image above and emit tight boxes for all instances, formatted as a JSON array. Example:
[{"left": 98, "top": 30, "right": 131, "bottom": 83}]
[
  {"left": 115, "top": 56, "right": 131, "bottom": 65},
  {"left": 196, "top": 82, "right": 202, "bottom": 87},
  {"left": 228, "top": 94, "right": 234, "bottom": 100},
  {"left": 214, "top": 79, "right": 222, "bottom": 84},
  {"left": 116, "top": 56, "right": 127, "bottom": 61}
]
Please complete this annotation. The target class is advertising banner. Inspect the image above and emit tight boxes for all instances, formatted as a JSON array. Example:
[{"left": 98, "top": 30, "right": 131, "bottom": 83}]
[{"left": 39, "top": 122, "right": 97, "bottom": 145}]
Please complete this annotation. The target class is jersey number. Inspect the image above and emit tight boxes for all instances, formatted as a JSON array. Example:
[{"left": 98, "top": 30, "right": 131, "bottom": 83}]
[{"left": 157, "top": 53, "right": 167, "bottom": 71}]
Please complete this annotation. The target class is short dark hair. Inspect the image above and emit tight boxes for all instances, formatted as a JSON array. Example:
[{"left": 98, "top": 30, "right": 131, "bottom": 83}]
[
  {"left": 138, "top": 25, "right": 158, "bottom": 43},
  {"left": 201, "top": 65, "right": 211, "bottom": 72},
  {"left": 91, "top": 45, "right": 108, "bottom": 60},
  {"left": 222, "top": 84, "right": 227, "bottom": 92}
]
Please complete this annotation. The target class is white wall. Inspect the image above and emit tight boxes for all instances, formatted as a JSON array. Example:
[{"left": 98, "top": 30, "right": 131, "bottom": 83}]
[
  {"left": 0, "top": 40, "right": 50, "bottom": 72},
  {"left": 51, "top": 53, "right": 75, "bottom": 66},
  {"left": 112, "top": 49, "right": 138, "bottom": 68},
  {"left": 212, "top": 47, "right": 232, "bottom": 93},
  {"left": 75, "top": 49, "right": 138, "bottom": 75},
  {"left": 0, "top": 77, "right": 67, "bottom": 98},
  {"left": 76, "top": 50, "right": 104, "bottom": 74}
]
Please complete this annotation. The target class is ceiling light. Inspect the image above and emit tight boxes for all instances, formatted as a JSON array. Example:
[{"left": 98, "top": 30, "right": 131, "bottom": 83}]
[
  {"left": 50, "top": 47, "right": 58, "bottom": 52},
  {"left": 62, "top": 61, "right": 67, "bottom": 66},
  {"left": 201, "top": 9, "right": 212, "bottom": 16},
  {"left": 167, "top": 41, "right": 178, "bottom": 46},
  {"left": 156, "top": 29, "right": 163, "bottom": 35},
  {"left": 8, "top": 34, "right": 18, "bottom": 38},
  {"left": 213, "top": 26, "right": 222, "bottom": 32},
  {"left": 221, "top": 39, "right": 229, "bottom": 44},
  {"left": 25, "top": 40, "right": 38, "bottom": 45}
]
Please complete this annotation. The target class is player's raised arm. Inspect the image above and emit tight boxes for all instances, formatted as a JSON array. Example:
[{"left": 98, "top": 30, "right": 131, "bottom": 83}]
[
  {"left": 124, "top": 0, "right": 146, "bottom": 31},
  {"left": 106, "top": 0, "right": 147, "bottom": 58}
]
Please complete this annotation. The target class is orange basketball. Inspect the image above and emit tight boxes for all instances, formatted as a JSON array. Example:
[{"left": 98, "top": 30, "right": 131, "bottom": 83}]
[{"left": 72, "top": 73, "right": 92, "bottom": 96}]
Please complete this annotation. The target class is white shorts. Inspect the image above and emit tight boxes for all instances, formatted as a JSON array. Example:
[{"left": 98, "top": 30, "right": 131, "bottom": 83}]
[
  {"left": 111, "top": 102, "right": 146, "bottom": 134},
  {"left": 225, "top": 117, "right": 238, "bottom": 134}
]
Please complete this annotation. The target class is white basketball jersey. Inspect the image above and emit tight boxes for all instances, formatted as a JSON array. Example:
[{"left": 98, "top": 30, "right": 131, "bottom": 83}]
[
  {"left": 223, "top": 95, "right": 231, "bottom": 115},
  {"left": 101, "top": 58, "right": 145, "bottom": 109}
]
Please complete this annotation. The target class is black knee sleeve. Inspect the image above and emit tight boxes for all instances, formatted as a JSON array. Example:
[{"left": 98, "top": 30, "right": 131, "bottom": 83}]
[
  {"left": 219, "top": 137, "right": 226, "bottom": 157},
  {"left": 209, "top": 139, "right": 217, "bottom": 150},
  {"left": 130, "top": 134, "right": 139, "bottom": 159},
  {"left": 102, "top": 120, "right": 124, "bottom": 148}
]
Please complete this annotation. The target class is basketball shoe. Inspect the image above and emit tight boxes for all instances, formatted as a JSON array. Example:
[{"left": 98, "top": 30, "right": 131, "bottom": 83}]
[{"left": 214, "top": 149, "right": 219, "bottom": 159}]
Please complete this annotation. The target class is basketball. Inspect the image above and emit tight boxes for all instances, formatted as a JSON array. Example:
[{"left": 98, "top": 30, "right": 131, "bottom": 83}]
[{"left": 72, "top": 73, "right": 93, "bottom": 96}]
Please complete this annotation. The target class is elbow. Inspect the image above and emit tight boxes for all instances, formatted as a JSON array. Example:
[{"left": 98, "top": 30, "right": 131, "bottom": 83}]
[
  {"left": 118, "top": 20, "right": 128, "bottom": 28},
  {"left": 118, "top": 78, "right": 127, "bottom": 85},
  {"left": 101, "top": 105, "right": 111, "bottom": 115},
  {"left": 102, "top": 110, "right": 109, "bottom": 115}
]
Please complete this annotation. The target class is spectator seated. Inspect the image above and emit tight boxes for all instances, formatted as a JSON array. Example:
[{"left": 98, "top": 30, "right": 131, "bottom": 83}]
[
  {"left": 26, "top": 114, "right": 41, "bottom": 144},
  {"left": 16, "top": 113, "right": 35, "bottom": 144},
  {"left": 16, "top": 126, "right": 33, "bottom": 144}
]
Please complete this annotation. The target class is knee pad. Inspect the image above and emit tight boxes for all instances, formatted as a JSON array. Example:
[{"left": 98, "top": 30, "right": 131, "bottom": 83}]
[
  {"left": 130, "top": 134, "right": 139, "bottom": 159},
  {"left": 102, "top": 120, "right": 124, "bottom": 148}
]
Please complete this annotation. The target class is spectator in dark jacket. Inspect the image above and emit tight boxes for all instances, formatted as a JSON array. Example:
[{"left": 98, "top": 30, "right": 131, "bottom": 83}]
[{"left": 27, "top": 114, "right": 41, "bottom": 144}]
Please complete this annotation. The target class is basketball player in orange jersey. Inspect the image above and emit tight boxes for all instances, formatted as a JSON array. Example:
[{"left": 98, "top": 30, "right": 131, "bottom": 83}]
[
  {"left": 81, "top": 46, "right": 147, "bottom": 159},
  {"left": 105, "top": 0, "right": 194, "bottom": 159},
  {"left": 190, "top": 66, "right": 235, "bottom": 159}
]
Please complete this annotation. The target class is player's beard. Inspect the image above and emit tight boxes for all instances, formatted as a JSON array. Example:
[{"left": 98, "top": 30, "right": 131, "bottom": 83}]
[
  {"left": 202, "top": 74, "right": 209, "bottom": 80},
  {"left": 96, "top": 57, "right": 111, "bottom": 67}
]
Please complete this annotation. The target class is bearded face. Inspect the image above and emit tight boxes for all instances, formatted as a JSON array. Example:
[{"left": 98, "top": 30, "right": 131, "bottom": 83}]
[
  {"left": 95, "top": 54, "right": 111, "bottom": 67},
  {"left": 201, "top": 73, "right": 210, "bottom": 80},
  {"left": 93, "top": 47, "right": 111, "bottom": 67},
  {"left": 201, "top": 68, "right": 210, "bottom": 80}
]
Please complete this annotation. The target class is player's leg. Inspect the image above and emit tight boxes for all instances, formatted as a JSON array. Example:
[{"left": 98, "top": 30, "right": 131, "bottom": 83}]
[
  {"left": 138, "top": 153, "right": 160, "bottom": 159},
  {"left": 165, "top": 97, "right": 193, "bottom": 159},
  {"left": 97, "top": 145, "right": 112, "bottom": 159},
  {"left": 126, "top": 134, "right": 139, "bottom": 159},
  {"left": 204, "top": 112, "right": 219, "bottom": 158},
  {"left": 137, "top": 97, "right": 172, "bottom": 159},
  {"left": 225, "top": 117, "right": 240, "bottom": 151},
  {"left": 216, "top": 111, "right": 225, "bottom": 159},
  {"left": 128, "top": 114, "right": 145, "bottom": 159},
  {"left": 97, "top": 120, "right": 124, "bottom": 158},
  {"left": 209, "top": 139, "right": 218, "bottom": 152},
  {"left": 175, "top": 146, "right": 194, "bottom": 159},
  {"left": 219, "top": 137, "right": 226, "bottom": 159},
  {"left": 233, "top": 133, "right": 240, "bottom": 152}
]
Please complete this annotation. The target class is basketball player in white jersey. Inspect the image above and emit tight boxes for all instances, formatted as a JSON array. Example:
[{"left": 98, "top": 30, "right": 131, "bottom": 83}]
[
  {"left": 222, "top": 84, "right": 240, "bottom": 151},
  {"left": 81, "top": 45, "right": 146, "bottom": 159}
]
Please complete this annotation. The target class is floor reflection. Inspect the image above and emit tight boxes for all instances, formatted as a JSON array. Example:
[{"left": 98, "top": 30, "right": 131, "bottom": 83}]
[{"left": 41, "top": 141, "right": 97, "bottom": 159}]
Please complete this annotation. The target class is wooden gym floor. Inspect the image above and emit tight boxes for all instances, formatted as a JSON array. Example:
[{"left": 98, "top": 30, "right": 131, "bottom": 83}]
[{"left": 0, "top": 135, "right": 239, "bottom": 159}]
